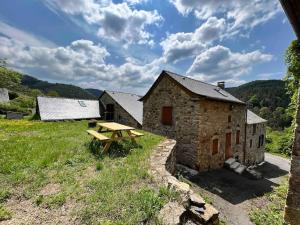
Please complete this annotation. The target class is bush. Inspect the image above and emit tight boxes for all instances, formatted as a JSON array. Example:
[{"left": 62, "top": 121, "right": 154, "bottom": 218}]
[
  {"left": 96, "top": 162, "right": 104, "bottom": 171},
  {"left": 0, "top": 204, "right": 12, "bottom": 221}
]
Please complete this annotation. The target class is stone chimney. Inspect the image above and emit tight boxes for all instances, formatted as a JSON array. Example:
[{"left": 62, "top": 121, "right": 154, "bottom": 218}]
[{"left": 217, "top": 81, "right": 225, "bottom": 89}]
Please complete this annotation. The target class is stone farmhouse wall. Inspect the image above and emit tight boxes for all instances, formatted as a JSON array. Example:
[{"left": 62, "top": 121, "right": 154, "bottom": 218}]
[
  {"left": 100, "top": 92, "right": 140, "bottom": 128},
  {"left": 245, "top": 123, "right": 266, "bottom": 165},
  {"left": 143, "top": 75, "right": 246, "bottom": 172},
  {"left": 285, "top": 87, "right": 300, "bottom": 225},
  {"left": 150, "top": 139, "right": 219, "bottom": 225}
]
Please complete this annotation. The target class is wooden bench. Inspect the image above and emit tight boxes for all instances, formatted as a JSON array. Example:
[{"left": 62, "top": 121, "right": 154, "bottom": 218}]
[
  {"left": 129, "top": 130, "right": 144, "bottom": 137},
  {"left": 87, "top": 130, "right": 110, "bottom": 142}
]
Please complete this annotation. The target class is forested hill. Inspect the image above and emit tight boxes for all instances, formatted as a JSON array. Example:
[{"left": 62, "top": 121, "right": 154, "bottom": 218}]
[
  {"left": 226, "top": 80, "right": 290, "bottom": 110},
  {"left": 227, "top": 80, "right": 292, "bottom": 130},
  {"left": 0, "top": 67, "right": 101, "bottom": 100}
]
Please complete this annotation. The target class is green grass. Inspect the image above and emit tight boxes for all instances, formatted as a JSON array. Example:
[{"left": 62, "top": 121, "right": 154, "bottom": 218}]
[
  {"left": 0, "top": 119, "right": 166, "bottom": 224},
  {"left": 0, "top": 204, "right": 12, "bottom": 221},
  {"left": 250, "top": 177, "right": 289, "bottom": 225},
  {"left": 265, "top": 127, "right": 293, "bottom": 157}
]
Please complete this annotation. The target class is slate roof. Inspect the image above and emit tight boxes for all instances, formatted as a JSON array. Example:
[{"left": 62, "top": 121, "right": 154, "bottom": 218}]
[
  {"left": 247, "top": 110, "right": 267, "bottom": 124},
  {"left": 0, "top": 88, "right": 9, "bottom": 103},
  {"left": 280, "top": 0, "right": 300, "bottom": 38},
  {"left": 37, "top": 96, "right": 100, "bottom": 121},
  {"left": 101, "top": 91, "right": 143, "bottom": 125},
  {"left": 141, "top": 70, "right": 245, "bottom": 104}
]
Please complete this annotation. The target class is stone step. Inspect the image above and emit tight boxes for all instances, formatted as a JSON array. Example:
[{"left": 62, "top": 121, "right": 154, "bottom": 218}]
[
  {"left": 245, "top": 168, "right": 263, "bottom": 180},
  {"left": 230, "top": 161, "right": 241, "bottom": 170},
  {"left": 224, "top": 158, "right": 236, "bottom": 168},
  {"left": 235, "top": 165, "right": 247, "bottom": 175}
]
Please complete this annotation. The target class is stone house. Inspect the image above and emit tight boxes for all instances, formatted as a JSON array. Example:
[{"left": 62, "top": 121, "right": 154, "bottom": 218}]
[
  {"left": 141, "top": 70, "right": 266, "bottom": 172},
  {"left": 99, "top": 90, "right": 143, "bottom": 128},
  {"left": 245, "top": 110, "right": 267, "bottom": 165}
]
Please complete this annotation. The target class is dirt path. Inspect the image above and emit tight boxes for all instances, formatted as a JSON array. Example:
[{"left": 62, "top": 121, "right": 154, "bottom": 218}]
[{"left": 189, "top": 153, "right": 290, "bottom": 225}]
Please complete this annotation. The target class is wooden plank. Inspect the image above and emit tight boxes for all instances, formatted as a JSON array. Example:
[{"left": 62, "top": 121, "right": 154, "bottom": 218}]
[
  {"left": 87, "top": 130, "right": 110, "bottom": 141},
  {"left": 130, "top": 130, "right": 144, "bottom": 137},
  {"left": 98, "top": 122, "right": 135, "bottom": 131}
]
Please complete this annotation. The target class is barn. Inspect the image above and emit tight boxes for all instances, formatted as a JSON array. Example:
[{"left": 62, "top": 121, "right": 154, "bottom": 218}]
[
  {"left": 37, "top": 96, "right": 101, "bottom": 121},
  {"left": 99, "top": 90, "right": 143, "bottom": 128}
]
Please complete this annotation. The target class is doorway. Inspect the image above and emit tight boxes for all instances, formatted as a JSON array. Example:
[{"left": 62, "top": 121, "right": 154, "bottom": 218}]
[
  {"left": 106, "top": 104, "right": 114, "bottom": 121},
  {"left": 225, "top": 132, "right": 232, "bottom": 159}
]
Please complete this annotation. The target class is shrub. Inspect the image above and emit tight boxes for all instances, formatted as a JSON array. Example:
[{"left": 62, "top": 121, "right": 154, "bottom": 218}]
[
  {"left": 0, "top": 205, "right": 12, "bottom": 221},
  {"left": 96, "top": 162, "right": 104, "bottom": 171}
]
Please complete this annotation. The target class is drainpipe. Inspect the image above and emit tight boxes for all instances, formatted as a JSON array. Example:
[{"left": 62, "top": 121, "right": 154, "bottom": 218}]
[{"left": 243, "top": 108, "right": 247, "bottom": 164}]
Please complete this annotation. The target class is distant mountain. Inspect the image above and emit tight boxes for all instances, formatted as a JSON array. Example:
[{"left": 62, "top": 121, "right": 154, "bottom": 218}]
[
  {"left": 226, "top": 80, "right": 290, "bottom": 110},
  {"left": 85, "top": 88, "right": 103, "bottom": 98},
  {"left": 21, "top": 75, "right": 97, "bottom": 100}
]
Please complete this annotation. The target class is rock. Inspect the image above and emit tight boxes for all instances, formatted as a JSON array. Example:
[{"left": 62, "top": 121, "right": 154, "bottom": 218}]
[
  {"left": 234, "top": 165, "right": 246, "bottom": 174},
  {"left": 189, "top": 193, "right": 205, "bottom": 208},
  {"left": 245, "top": 168, "right": 263, "bottom": 180},
  {"left": 188, "top": 203, "right": 219, "bottom": 224},
  {"left": 200, "top": 204, "right": 219, "bottom": 223},
  {"left": 158, "top": 202, "right": 186, "bottom": 225},
  {"left": 230, "top": 161, "right": 241, "bottom": 170},
  {"left": 176, "top": 164, "right": 199, "bottom": 178},
  {"left": 224, "top": 158, "right": 236, "bottom": 168}
]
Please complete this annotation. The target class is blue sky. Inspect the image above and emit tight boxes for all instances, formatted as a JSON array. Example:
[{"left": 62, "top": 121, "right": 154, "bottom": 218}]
[{"left": 0, "top": 0, "right": 296, "bottom": 94}]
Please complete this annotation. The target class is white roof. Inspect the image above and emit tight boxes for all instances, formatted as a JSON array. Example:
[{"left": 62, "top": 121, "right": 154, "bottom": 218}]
[
  {"left": 37, "top": 96, "right": 100, "bottom": 121},
  {"left": 103, "top": 91, "right": 143, "bottom": 125},
  {"left": 247, "top": 110, "right": 267, "bottom": 124}
]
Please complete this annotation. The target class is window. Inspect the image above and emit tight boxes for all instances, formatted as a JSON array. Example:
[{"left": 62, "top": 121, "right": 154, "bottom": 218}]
[
  {"left": 161, "top": 106, "right": 173, "bottom": 125},
  {"left": 212, "top": 139, "right": 219, "bottom": 155},
  {"left": 253, "top": 124, "right": 257, "bottom": 135},
  {"left": 258, "top": 135, "right": 265, "bottom": 148},
  {"left": 236, "top": 130, "right": 240, "bottom": 144},
  {"left": 78, "top": 100, "right": 87, "bottom": 107},
  {"left": 228, "top": 115, "right": 232, "bottom": 123},
  {"left": 106, "top": 104, "right": 114, "bottom": 121},
  {"left": 261, "top": 135, "right": 264, "bottom": 146},
  {"left": 250, "top": 139, "right": 253, "bottom": 148}
]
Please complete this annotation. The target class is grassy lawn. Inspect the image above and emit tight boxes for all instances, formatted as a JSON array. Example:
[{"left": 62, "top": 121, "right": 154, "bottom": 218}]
[
  {"left": 0, "top": 119, "right": 173, "bottom": 224},
  {"left": 250, "top": 177, "right": 289, "bottom": 225}
]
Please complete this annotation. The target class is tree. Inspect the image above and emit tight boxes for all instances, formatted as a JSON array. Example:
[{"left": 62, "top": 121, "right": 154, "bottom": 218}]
[
  {"left": 0, "top": 58, "right": 7, "bottom": 68},
  {"left": 259, "top": 107, "right": 271, "bottom": 120},
  {"left": 46, "top": 90, "right": 59, "bottom": 97},
  {"left": 248, "top": 95, "right": 260, "bottom": 107}
]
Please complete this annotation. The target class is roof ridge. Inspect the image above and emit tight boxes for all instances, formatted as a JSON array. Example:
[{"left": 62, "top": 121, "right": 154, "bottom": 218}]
[
  {"left": 37, "top": 96, "right": 98, "bottom": 101},
  {"left": 105, "top": 90, "right": 141, "bottom": 97},
  {"left": 163, "top": 70, "right": 220, "bottom": 89}
]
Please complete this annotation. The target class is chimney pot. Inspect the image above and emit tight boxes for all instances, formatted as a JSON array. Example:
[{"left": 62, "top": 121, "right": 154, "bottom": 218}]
[{"left": 217, "top": 81, "right": 225, "bottom": 89}]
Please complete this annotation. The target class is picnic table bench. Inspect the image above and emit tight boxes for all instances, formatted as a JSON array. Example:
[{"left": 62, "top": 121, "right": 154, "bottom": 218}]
[{"left": 87, "top": 122, "right": 144, "bottom": 153}]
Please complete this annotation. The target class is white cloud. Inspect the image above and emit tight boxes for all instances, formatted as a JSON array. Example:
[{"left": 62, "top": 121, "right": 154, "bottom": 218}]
[
  {"left": 187, "top": 45, "right": 273, "bottom": 83},
  {"left": 43, "top": 0, "right": 163, "bottom": 45},
  {"left": 0, "top": 36, "right": 162, "bottom": 94},
  {"left": 169, "top": 0, "right": 281, "bottom": 33},
  {"left": 160, "top": 17, "right": 226, "bottom": 63},
  {"left": 0, "top": 21, "right": 56, "bottom": 47}
]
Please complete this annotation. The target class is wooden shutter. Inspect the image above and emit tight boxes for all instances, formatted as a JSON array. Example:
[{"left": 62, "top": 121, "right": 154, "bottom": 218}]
[
  {"left": 236, "top": 130, "right": 240, "bottom": 144},
  {"left": 161, "top": 106, "right": 172, "bottom": 125},
  {"left": 212, "top": 139, "right": 218, "bottom": 155}
]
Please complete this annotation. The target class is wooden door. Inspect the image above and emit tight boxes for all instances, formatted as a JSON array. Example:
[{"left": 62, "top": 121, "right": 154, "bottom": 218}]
[{"left": 225, "top": 132, "right": 232, "bottom": 159}]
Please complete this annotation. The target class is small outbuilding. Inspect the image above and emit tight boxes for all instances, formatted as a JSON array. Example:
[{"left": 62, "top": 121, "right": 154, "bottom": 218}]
[
  {"left": 37, "top": 96, "right": 101, "bottom": 121},
  {"left": 245, "top": 110, "right": 267, "bottom": 165},
  {"left": 99, "top": 90, "right": 143, "bottom": 128},
  {"left": 0, "top": 88, "right": 9, "bottom": 103}
]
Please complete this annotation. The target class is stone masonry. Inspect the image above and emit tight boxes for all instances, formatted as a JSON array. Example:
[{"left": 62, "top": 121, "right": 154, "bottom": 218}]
[
  {"left": 285, "top": 86, "right": 300, "bottom": 225},
  {"left": 245, "top": 123, "right": 266, "bottom": 165},
  {"left": 143, "top": 75, "right": 246, "bottom": 172},
  {"left": 150, "top": 139, "right": 219, "bottom": 225},
  {"left": 100, "top": 92, "right": 140, "bottom": 128}
]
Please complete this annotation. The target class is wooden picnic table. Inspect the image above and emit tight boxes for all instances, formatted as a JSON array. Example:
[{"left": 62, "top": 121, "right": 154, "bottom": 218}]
[{"left": 87, "top": 122, "right": 143, "bottom": 153}]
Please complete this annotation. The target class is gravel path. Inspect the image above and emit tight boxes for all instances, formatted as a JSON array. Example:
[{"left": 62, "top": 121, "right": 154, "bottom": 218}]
[{"left": 189, "top": 153, "right": 290, "bottom": 225}]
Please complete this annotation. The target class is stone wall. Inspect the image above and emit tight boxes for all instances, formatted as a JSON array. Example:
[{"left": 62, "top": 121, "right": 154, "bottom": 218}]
[
  {"left": 245, "top": 123, "right": 266, "bottom": 165},
  {"left": 285, "top": 87, "right": 300, "bottom": 225},
  {"left": 143, "top": 75, "right": 246, "bottom": 172},
  {"left": 150, "top": 139, "right": 219, "bottom": 225},
  {"left": 100, "top": 92, "right": 141, "bottom": 128}
]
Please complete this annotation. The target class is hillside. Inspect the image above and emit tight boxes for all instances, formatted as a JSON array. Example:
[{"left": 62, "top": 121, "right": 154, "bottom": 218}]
[
  {"left": 226, "top": 80, "right": 290, "bottom": 110},
  {"left": 0, "top": 67, "right": 102, "bottom": 114},
  {"left": 85, "top": 88, "right": 103, "bottom": 98},
  {"left": 227, "top": 80, "right": 292, "bottom": 129}
]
